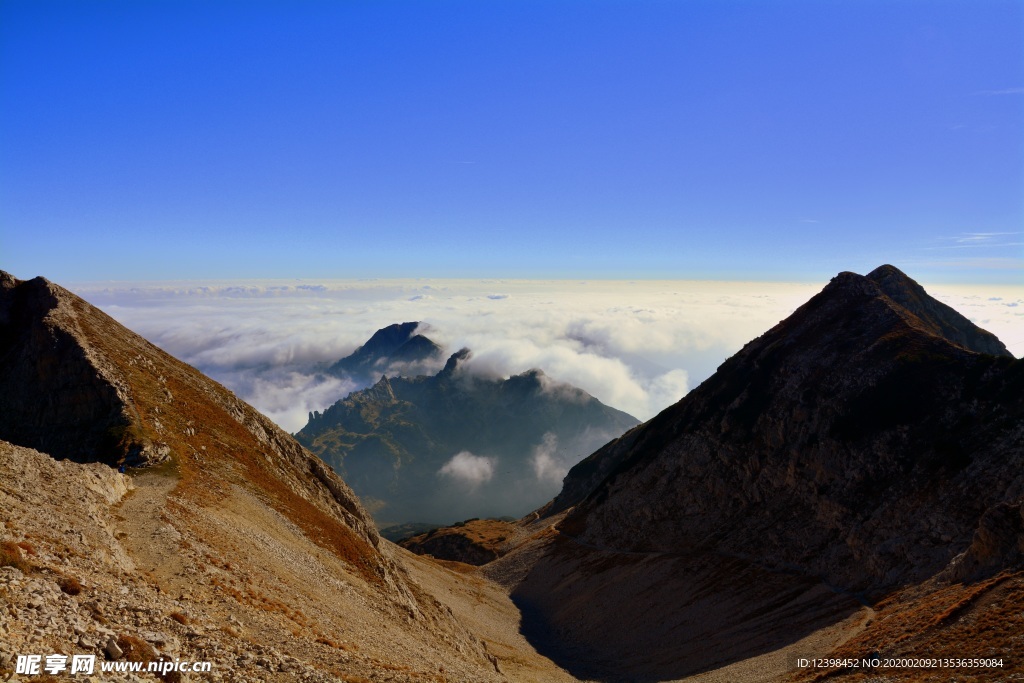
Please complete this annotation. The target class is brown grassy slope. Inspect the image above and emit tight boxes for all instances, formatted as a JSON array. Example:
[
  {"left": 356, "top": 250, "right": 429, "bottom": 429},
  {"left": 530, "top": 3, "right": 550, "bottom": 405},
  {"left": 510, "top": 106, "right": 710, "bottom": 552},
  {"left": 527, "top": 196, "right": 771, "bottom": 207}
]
[
  {"left": 58, "top": 283, "right": 386, "bottom": 586},
  {"left": 399, "top": 519, "right": 521, "bottom": 566},
  {"left": 788, "top": 571, "right": 1024, "bottom": 682}
]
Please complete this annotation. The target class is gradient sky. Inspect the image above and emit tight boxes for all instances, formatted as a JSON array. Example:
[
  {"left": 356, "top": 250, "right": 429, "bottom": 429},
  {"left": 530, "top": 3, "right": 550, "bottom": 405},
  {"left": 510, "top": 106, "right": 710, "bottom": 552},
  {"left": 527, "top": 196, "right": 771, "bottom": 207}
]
[{"left": 2, "top": 0, "right": 1022, "bottom": 283}]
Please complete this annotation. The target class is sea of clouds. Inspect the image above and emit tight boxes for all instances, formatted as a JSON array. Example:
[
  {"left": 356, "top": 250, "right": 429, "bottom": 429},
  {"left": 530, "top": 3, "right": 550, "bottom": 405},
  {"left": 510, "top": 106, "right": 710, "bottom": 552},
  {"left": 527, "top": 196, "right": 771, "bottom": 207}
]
[{"left": 71, "top": 278, "right": 1024, "bottom": 434}]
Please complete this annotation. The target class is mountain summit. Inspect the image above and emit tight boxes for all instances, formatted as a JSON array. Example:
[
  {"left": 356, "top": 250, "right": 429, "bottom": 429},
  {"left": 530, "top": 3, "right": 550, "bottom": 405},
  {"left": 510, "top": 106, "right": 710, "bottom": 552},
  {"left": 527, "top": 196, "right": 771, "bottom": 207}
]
[
  {"left": 556, "top": 265, "right": 1021, "bottom": 587},
  {"left": 327, "top": 321, "right": 443, "bottom": 383},
  {"left": 865, "top": 264, "right": 1011, "bottom": 357},
  {"left": 501, "top": 265, "right": 1022, "bottom": 680}
]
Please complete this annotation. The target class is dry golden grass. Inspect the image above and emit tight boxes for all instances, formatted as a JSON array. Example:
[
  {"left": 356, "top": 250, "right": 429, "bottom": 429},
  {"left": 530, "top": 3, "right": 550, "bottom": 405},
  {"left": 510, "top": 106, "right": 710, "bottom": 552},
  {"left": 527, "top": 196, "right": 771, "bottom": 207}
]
[
  {"left": 117, "top": 633, "right": 158, "bottom": 663},
  {"left": 0, "top": 540, "right": 31, "bottom": 573},
  {"left": 429, "top": 558, "right": 479, "bottom": 574},
  {"left": 338, "top": 674, "right": 371, "bottom": 683},
  {"left": 58, "top": 575, "right": 83, "bottom": 595},
  {"left": 790, "top": 571, "right": 1024, "bottom": 682},
  {"left": 403, "top": 518, "right": 520, "bottom": 565},
  {"left": 209, "top": 575, "right": 312, "bottom": 627}
]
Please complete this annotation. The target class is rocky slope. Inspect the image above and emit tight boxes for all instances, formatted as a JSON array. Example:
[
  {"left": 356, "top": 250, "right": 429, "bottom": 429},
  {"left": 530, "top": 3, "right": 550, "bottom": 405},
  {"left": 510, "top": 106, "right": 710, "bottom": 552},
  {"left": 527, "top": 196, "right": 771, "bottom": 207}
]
[
  {"left": 557, "top": 265, "right": 1021, "bottom": 590},
  {"left": 298, "top": 349, "right": 640, "bottom": 525},
  {"left": 0, "top": 271, "right": 571, "bottom": 682},
  {"left": 498, "top": 265, "right": 1022, "bottom": 681}
]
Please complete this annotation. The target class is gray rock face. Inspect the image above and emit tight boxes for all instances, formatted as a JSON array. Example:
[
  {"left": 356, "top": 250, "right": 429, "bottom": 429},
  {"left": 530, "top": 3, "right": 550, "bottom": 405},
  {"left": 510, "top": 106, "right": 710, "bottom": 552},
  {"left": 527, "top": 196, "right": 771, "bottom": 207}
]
[
  {"left": 0, "top": 273, "right": 158, "bottom": 467},
  {"left": 553, "top": 266, "right": 1023, "bottom": 593},
  {"left": 945, "top": 499, "right": 1024, "bottom": 582}
]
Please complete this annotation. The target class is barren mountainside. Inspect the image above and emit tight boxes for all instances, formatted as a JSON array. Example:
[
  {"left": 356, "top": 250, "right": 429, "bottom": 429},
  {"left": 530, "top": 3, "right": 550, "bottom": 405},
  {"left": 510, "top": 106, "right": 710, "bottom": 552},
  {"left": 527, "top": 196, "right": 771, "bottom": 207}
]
[
  {"left": 496, "top": 265, "right": 1023, "bottom": 682},
  {"left": 556, "top": 265, "right": 1022, "bottom": 590},
  {"left": 0, "top": 271, "right": 572, "bottom": 682}
]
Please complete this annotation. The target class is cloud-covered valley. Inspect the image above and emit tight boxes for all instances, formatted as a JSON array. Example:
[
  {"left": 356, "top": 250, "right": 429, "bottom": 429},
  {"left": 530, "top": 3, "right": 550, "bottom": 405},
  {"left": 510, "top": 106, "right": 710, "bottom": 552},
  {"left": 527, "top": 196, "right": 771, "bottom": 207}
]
[{"left": 73, "top": 278, "right": 1024, "bottom": 434}]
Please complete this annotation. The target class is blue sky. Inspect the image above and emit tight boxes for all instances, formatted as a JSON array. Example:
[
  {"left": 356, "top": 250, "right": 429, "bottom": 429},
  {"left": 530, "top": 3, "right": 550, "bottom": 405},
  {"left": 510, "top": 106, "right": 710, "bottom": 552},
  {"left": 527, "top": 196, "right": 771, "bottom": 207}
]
[{"left": 2, "top": 0, "right": 1022, "bottom": 283}]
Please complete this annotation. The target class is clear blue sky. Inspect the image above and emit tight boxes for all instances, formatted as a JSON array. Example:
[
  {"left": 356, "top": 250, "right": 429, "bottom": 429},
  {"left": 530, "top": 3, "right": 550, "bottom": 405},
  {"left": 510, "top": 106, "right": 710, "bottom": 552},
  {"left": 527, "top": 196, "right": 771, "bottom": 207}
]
[{"left": 2, "top": 0, "right": 1022, "bottom": 283}]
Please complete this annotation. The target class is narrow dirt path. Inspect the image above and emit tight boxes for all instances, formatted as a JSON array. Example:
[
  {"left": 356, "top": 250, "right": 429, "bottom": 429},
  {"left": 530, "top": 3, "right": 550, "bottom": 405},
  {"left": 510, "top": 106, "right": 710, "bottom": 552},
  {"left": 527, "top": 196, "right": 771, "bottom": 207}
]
[{"left": 113, "top": 469, "right": 191, "bottom": 597}]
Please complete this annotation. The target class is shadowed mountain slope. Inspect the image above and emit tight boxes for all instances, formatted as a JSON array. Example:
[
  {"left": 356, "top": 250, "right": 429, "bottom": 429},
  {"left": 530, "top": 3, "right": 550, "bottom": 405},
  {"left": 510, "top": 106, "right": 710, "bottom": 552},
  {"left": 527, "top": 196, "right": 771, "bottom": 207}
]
[
  {"left": 557, "top": 266, "right": 1022, "bottom": 590},
  {"left": 0, "top": 271, "right": 162, "bottom": 467},
  {"left": 500, "top": 265, "right": 1022, "bottom": 682}
]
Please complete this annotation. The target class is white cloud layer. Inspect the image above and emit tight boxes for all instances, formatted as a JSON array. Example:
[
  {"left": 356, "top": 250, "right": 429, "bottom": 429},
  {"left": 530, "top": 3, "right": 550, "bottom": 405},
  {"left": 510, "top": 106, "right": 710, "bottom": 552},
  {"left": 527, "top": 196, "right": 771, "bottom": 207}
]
[
  {"left": 438, "top": 452, "right": 496, "bottom": 488},
  {"left": 70, "top": 278, "right": 1024, "bottom": 434}
]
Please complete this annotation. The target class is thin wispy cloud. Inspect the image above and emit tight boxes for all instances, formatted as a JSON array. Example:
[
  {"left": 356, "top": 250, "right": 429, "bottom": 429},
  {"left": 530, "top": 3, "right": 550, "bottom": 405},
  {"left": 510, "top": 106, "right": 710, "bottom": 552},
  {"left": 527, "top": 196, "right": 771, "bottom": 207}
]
[
  {"left": 952, "top": 232, "right": 1019, "bottom": 243},
  {"left": 926, "top": 232, "right": 1023, "bottom": 249},
  {"left": 972, "top": 87, "right": 1024, "bottom": 96},
  {"left": 908, "top": 257, "right": 1024, "bottom": 271},
  {"left": 926, "top": 242, "right": 1024, "bottom": 250}
]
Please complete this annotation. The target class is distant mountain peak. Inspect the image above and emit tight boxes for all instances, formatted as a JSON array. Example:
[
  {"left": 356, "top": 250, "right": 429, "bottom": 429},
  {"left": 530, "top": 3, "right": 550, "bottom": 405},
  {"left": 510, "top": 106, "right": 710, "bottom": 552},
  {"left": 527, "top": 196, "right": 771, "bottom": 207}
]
[
  {"left": 328, "top": 321, "right": 444, "bottom": 381},
  {"left": 297, "top": 344, "right": 639, "bottom": 524}
]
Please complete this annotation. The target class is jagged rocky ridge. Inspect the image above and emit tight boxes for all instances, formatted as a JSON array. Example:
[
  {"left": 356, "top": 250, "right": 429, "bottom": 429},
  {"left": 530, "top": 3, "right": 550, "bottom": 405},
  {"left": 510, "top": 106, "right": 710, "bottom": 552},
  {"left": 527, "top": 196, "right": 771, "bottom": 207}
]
[{"left": 299, "top": 346, "right": 640, "bottom": 524}]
